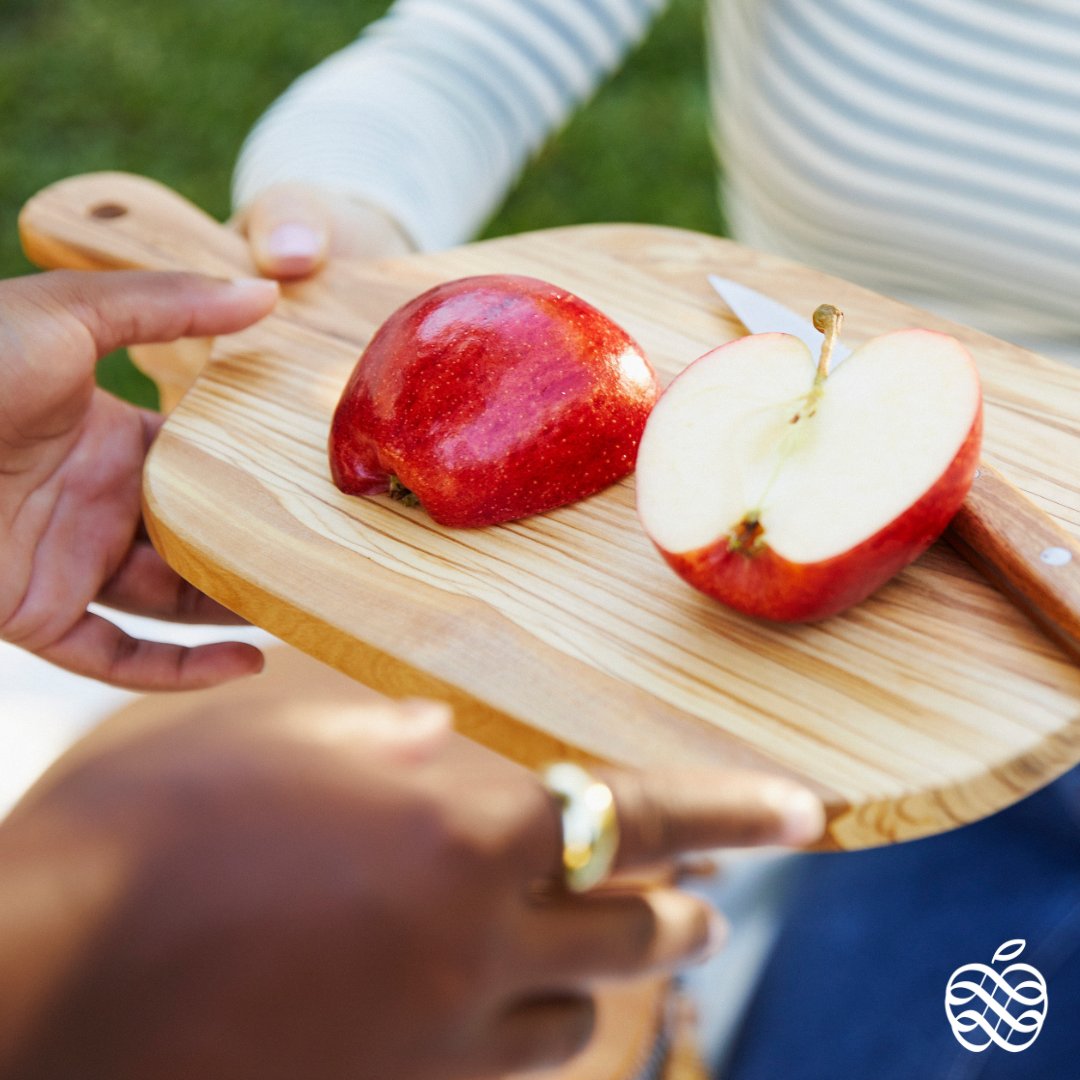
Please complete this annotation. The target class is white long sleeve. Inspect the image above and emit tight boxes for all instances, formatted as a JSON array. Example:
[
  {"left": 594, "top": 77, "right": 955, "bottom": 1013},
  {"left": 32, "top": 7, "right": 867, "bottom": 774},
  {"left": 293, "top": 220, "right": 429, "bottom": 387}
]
[
  {"left": 233, "top": 0, "right": 667, "bottom": 251},
  {"left": 236, "top": 0, "right": 1080, "bottom": 357}
]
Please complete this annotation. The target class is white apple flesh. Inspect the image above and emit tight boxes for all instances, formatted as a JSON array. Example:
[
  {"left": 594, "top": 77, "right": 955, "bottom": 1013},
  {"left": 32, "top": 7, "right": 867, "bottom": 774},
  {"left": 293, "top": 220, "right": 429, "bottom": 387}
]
[{"left": 636, "top": 321, "right": 983, "bottom": 621}]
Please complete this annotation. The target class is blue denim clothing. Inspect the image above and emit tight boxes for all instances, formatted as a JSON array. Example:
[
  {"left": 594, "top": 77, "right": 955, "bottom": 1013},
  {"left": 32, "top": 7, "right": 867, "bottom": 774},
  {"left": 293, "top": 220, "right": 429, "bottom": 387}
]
[{"left": 724, "top": 766, "right": 1080, "bottom": 1079}]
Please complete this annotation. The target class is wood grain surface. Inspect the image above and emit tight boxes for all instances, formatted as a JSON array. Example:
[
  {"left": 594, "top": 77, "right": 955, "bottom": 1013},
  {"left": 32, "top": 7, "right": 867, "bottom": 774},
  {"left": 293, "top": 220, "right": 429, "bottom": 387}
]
[{"left": 19, "top": 172, "right": 1080, "bottom": 850}]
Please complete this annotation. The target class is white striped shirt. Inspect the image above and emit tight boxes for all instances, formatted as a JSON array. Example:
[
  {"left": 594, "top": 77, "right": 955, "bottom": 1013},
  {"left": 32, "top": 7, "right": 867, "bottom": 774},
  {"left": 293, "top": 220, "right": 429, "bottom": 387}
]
[
  {"left": 713, "top": 0, "right": 1080, "bottom": 359},
  {"left": 233, "top": 0, "right": 1080, "bottom": 361}
]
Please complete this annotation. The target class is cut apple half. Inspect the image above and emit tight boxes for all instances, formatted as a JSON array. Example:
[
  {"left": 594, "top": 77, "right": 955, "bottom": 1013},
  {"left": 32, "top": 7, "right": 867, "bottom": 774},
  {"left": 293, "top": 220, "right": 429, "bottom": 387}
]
[
  {"left": 329, "top": 274, "right": 658, "bottom": 527},
  {"left": 636, "top": 317, "right": 983, "bottom": 621}
]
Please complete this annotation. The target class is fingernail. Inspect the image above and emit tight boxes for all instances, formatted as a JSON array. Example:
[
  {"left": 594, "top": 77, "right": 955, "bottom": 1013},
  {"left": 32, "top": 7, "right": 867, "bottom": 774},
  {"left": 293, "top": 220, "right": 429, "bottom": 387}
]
[
  {"left": 266, "top": 222, "right": 322, "bottom": 262},
  {"left": 388, "top": 700, "right": 454, "bottom": 759},
  {"left": 229, "top": 276, "right": 280, "bottom": 295},
  {"left": 697, "top": 912, "right": 729, "bottom": 962},
  {"left": 775, "top": 787, "right": 827, "bottom": 846},
  {"left": 398, "top": 698, "right": 453, "bottom": 730}
]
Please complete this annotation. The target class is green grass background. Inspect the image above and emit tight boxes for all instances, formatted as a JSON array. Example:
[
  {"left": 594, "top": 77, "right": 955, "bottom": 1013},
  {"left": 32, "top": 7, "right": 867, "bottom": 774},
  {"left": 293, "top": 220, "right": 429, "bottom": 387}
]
[{"left": 1, "top": 0, "right": 721, "bottom": 408}]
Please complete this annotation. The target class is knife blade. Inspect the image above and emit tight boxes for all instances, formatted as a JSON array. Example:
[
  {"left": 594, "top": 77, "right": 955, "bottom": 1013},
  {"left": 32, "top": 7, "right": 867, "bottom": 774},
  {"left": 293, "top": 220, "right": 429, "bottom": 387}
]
[
  {"left": 707, "top": 274, "right": 853, "bottom": 366},
  {"left": 705, "top": 274, "right": 1080, "bottom": 661}
]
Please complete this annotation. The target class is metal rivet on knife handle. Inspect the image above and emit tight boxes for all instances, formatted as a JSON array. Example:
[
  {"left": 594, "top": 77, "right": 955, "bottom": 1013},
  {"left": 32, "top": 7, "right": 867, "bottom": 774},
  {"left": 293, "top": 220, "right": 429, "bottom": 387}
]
[{"left": 947, "top": 462, "right": 1080, "bottom": 663}]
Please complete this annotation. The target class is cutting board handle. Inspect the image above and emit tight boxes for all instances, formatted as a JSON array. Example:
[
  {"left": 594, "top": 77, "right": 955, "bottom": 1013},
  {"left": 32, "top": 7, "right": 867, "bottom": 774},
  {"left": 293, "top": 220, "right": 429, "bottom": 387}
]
[
  {"left": 19, "top": 172, "right": 260, "bottom": 410},
  {"left": 18, "top": 171, "right": 254, "bottom": 278}
]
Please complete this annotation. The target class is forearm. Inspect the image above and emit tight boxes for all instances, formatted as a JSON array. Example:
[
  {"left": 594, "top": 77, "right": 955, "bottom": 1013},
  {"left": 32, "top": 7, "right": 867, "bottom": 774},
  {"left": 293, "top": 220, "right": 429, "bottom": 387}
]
[{"left": 233, "top": 0, "right": 668, "bottom": 250}]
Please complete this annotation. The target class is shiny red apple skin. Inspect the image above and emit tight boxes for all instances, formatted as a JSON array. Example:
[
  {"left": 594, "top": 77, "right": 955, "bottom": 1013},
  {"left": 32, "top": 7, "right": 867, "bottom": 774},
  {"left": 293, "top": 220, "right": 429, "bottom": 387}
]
[
  {"left": 658, "top": 403, "right": 983, "bottom": 623},
  {"left": 329, "top": 274, "right": 658, "bottom": 527}
]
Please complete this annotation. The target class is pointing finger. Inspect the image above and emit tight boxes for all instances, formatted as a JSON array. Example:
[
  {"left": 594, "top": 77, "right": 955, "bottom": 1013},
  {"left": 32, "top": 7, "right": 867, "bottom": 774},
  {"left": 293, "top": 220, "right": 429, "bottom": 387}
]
[
  {"left": 37, "top": 609, "right": 264, "bottom": 691},
  {"left": 522, "top": 888, "right": 725, "bottom": 985},
  {"left": 607, "top": 768, "right": 826, "bottom": 870},
  {"left": 27, "top": 269, "right": 279, "bottom": 361}
]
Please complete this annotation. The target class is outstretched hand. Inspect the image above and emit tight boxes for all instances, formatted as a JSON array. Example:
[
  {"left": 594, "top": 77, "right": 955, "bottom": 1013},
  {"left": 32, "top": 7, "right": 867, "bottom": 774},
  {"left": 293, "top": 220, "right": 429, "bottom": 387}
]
[
  {"left": 0, "top": 269, "right": 279, "bottom": 690},
  {"left": 0, "top": 686, "right": 826, "bottom": 1080}
]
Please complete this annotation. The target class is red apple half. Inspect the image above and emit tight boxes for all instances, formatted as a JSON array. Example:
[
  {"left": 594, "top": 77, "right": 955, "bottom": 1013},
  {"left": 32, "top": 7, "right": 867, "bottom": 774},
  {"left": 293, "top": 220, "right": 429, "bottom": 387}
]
[
  {"left": 635, "top": 323, "right": 983, "bottom": 621},
  {"left": 330, "top": 274, "right": 658, "bottom": 527}
]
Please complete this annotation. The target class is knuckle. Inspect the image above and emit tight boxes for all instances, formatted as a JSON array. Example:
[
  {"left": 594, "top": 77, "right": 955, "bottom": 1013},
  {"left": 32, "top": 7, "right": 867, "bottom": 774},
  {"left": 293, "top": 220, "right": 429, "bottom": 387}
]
[
  {"left": 106, "top": 631, "right": 143, "bottom": 680},
  {"left": 405, "top": 794, "right": 505, "bottom": 891},
  {"left": 615, "top": 896, "right": 662, "bottom": 971},
  {"left": 1, "top": 591, "right": 74, "bottom": 655},
  {"left": 448, "top": 775, "right": 551, "bottom": 872},
  {"left": 615, "top": 770, "right": 676, "bottom": 865},
  {"left": 409, "top": 795, "right": 475, "bottom": 866}
]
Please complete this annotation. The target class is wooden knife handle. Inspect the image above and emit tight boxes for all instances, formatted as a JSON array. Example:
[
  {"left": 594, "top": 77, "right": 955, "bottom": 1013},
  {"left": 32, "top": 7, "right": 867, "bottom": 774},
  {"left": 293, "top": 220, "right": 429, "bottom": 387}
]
[
  {"left": 946, "top": 462, "right": 1080, "bottom": 661},
  {"left": 18, "top": 170, "right": 252, "bottom": 277}
]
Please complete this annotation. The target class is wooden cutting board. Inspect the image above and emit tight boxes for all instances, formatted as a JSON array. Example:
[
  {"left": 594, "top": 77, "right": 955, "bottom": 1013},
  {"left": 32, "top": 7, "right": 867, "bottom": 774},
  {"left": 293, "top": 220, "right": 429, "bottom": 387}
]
[{"left": 20, "top": 172, "right": 1080, "bottom": 850}]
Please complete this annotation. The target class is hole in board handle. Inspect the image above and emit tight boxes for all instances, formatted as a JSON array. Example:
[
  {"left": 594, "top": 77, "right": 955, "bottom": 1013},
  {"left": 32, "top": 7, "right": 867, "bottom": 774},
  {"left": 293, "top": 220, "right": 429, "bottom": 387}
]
[{"left": 90, "top": 203, "right": 128, "bottom": 220}]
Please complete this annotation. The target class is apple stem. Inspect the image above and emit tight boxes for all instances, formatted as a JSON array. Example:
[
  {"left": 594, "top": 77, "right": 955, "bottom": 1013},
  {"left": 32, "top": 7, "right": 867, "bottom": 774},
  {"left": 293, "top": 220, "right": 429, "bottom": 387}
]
[
  {"left": 812, "top": 304, "right": 844, "bottom": 384},
  {"left": 746, "top": 307, "right": 843, "bottom": 529}
]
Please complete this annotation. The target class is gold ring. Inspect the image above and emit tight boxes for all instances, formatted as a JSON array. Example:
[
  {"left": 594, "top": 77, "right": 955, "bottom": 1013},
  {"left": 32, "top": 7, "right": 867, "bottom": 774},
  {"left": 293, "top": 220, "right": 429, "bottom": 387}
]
[{"left": 541, "top": 762, "right": 620, "bottom": 893}]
